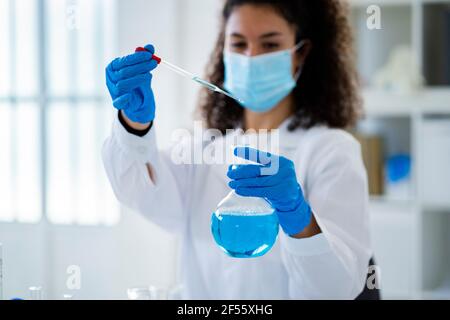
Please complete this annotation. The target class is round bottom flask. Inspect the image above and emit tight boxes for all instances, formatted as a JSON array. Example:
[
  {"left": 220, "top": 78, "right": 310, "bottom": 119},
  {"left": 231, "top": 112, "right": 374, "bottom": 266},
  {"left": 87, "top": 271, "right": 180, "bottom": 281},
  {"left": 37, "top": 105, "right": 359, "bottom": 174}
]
[{"left": 211, "top": 191, "right": 279, "bottom": 258}]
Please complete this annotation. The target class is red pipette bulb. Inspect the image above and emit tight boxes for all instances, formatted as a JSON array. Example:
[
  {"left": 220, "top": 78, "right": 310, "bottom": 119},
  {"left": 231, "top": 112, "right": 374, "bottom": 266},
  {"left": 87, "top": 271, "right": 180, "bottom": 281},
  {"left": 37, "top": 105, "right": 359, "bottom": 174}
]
[{"left": 135, "top": 47, "right": 161, "bottom": 64}]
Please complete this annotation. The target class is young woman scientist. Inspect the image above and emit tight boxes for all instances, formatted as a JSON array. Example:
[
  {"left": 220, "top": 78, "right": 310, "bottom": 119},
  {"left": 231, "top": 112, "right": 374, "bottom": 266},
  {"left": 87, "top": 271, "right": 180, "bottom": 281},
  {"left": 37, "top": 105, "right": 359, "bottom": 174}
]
[{"left": 103, "top": 0, "right": 377, "bottom": 299}]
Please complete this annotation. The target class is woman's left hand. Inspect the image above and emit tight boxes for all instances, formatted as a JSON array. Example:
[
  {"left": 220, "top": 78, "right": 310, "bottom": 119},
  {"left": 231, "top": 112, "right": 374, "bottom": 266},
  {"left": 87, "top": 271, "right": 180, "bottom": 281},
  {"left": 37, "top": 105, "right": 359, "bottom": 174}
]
[{"left": 227, "top": 146, "right": 312, "bottom": 236}]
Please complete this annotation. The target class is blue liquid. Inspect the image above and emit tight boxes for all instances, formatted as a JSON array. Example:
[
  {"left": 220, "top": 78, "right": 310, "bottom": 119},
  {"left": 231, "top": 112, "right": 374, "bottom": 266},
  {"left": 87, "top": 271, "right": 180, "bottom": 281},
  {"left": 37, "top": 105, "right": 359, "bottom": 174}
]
[{"left": 211, "top": 212, "right": 279, "bottom": 258}]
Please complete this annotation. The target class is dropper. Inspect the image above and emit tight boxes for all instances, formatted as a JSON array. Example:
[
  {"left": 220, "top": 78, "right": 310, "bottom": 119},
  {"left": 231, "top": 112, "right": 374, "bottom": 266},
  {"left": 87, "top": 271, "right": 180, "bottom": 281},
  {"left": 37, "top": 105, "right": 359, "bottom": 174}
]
[{"left": 135, "top": 47, "right": 243, "bottom": 104}]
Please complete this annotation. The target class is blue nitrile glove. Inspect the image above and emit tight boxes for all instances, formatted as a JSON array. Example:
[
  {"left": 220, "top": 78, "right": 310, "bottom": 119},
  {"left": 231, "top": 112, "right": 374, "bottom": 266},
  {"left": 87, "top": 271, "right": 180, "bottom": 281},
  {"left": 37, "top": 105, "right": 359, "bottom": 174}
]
[
  {"left": 227, "top": 146, "right": 312, "bottom": 236},
  {"left": 106, "top": 44, "right": 158, "bottom": 124}
]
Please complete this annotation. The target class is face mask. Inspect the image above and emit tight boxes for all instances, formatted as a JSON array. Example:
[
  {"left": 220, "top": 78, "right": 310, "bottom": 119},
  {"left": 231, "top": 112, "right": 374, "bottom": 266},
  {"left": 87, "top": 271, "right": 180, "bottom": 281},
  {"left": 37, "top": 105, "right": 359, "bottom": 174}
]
[{"left": 223, "top": 42, "right": 304, "bottom": 113}]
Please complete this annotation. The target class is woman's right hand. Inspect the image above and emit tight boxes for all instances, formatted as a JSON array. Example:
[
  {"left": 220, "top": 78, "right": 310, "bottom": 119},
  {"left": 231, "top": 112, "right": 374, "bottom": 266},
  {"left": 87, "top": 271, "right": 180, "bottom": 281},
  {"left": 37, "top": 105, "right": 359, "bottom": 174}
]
[{"left": 106, "top": 44, "right": 159, "bottom": 125}]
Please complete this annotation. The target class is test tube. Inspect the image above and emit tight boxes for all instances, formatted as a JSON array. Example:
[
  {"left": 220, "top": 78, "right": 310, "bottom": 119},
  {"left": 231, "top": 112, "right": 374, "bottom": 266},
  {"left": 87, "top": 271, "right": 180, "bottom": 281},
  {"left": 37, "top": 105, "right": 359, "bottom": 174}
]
[
  {"left": 168, "top": 285, "right": 184, "bottom": 300},
  {"left": 149, "top": 286, "right": 168, "bottom": 300},
  {"left": 127, "top": 287, "right": 152, "bottom": 300},
  {"left": 29, "top": 286, "right": 43, "bottom": 300},
  {"left": 127, "top": 286, "right": 168, "bottom": 300}
]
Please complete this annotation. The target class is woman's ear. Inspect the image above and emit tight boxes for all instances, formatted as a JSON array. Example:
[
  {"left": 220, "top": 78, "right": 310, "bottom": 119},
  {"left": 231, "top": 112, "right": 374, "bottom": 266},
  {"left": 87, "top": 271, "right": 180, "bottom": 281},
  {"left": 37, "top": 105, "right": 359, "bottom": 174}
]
[{"left": 293, "top": 39, "right": 313, "bottom": 73}]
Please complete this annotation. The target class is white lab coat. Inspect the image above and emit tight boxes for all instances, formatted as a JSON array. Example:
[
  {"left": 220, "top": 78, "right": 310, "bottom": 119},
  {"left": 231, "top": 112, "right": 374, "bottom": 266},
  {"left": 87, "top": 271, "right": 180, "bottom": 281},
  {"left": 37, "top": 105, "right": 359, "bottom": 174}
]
[{"left": 102, "top": 114, "right": 373, "bottom": 299}]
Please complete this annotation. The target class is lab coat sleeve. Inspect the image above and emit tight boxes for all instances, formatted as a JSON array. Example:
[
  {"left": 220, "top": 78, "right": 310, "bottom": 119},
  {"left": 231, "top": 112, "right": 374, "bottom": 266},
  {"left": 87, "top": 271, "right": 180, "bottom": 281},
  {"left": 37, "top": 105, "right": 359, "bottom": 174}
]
[
  {"left": 101, "top": 114, "right": 192, "bottom": 233},
  {"left": 280, "top": 132, "right": 372, "bottom": 299}
]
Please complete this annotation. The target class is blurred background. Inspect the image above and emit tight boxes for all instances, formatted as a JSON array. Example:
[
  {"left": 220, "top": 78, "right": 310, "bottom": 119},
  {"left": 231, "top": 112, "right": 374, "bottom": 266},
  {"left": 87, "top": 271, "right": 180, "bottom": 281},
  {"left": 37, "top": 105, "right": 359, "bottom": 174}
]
[{"left": 0, "top": 0, "right": 449, "bottom": 299}]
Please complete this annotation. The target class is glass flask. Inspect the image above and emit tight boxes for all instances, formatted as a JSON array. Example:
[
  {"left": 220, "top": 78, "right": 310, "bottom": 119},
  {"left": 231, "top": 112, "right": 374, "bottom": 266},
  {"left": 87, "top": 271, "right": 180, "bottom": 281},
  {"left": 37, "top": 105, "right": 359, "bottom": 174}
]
[
  {"left": 211, "top": 190, "right": 279, "bottom": 258},
  {"left": 127, "top": 286, "right": 168, "bottom": 300}
]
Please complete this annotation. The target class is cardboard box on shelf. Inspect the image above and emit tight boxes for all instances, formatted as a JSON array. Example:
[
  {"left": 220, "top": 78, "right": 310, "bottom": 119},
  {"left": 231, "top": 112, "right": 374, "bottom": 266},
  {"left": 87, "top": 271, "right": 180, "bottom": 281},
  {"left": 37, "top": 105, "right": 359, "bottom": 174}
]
[{"left": 353, "top": 133, "right": 385, "bottom": 196}]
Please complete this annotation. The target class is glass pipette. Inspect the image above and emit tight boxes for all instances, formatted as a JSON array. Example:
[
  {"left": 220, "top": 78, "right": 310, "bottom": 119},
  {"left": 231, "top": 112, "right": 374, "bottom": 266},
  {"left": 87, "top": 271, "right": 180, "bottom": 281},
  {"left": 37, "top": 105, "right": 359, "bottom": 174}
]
[{"left": 135, "top": 47, "right": 243, "bottom": 104}]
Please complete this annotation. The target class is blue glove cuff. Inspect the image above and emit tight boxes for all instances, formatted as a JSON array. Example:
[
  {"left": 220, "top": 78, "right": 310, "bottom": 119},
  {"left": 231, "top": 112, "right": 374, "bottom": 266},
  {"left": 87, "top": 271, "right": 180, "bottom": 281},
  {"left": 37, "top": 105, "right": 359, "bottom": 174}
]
[{"left": 276, "top": 198, "right": 312, "bottom": 236}]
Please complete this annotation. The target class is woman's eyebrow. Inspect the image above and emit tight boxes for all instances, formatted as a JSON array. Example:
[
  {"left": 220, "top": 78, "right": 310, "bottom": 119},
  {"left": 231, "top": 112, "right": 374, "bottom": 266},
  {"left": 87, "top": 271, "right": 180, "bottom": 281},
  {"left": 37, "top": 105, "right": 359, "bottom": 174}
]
[
  {"left": 259, "top": 32, "right": 282, "bottom": 39},
  {"left": 230, "top": 32, "right": 245, "bottom": 38},
  {"left": 229, "top": 32, "right": 282, "bottom": 39}
]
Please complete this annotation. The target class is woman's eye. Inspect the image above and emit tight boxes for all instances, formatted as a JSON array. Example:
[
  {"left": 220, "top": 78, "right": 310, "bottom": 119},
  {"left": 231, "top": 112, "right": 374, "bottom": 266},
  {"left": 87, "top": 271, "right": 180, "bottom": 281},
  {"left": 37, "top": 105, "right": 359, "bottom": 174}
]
[
  {"left": 231, "top": 42, "right": 246, "bottom": 49},
  {"left": 262, "top": 43, "right": 280, "bottom": 50}
]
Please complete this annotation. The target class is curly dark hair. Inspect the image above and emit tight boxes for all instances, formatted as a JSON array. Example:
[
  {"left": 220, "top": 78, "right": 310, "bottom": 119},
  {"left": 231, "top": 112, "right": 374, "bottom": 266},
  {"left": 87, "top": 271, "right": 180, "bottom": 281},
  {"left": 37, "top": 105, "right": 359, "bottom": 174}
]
[{"left": 197, "top": 0, "right": 361, "bottom": 133}]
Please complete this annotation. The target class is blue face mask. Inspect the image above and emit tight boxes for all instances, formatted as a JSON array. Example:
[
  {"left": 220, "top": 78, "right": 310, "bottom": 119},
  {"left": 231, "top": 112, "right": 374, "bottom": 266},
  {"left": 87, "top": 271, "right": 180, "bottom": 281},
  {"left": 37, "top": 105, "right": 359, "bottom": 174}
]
[{"left": 223, "top": 42, "right": 304, "bottom": 113}]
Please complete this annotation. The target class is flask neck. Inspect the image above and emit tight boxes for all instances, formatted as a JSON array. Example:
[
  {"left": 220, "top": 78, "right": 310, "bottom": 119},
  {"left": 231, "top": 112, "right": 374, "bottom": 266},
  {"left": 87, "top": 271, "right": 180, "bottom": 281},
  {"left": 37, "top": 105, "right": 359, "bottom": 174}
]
[{"left": 216, "top": 190, "right": 274, "bottom": 215}]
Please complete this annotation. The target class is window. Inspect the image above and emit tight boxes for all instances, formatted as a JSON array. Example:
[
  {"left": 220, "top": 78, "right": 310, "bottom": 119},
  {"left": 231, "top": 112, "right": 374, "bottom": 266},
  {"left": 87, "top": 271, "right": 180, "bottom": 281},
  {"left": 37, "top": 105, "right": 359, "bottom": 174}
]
[{"left": 0, "top": 0, "right": 119, "bottom": 225}]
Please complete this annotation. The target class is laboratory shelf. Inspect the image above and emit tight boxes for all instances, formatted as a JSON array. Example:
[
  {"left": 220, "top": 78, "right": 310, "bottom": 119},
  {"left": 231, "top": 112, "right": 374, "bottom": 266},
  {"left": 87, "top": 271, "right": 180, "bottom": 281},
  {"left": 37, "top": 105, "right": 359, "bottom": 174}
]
[
  {"left": 421, "top": 0, "right": 450, "bottom": 4},
  {"left": 349, "top": 0, "right": 414, "bottom": 7},
  {"left": 361, "top": 88, "right": 450, "bottom": 117},
  {"left": 369, "top": 196, "right": 417, "bottom": 209},
  {"left": 351, "top": 0, "right": 450, "bottom": 300},
  {"left": 350, "top": 0, "right": 450, "bottom": 7},
  {"left": 422, "top": 203, "right": 450, "bottom": 213},
  {"left": 422, "top": 289, "right": 450, "bottom": 300}
]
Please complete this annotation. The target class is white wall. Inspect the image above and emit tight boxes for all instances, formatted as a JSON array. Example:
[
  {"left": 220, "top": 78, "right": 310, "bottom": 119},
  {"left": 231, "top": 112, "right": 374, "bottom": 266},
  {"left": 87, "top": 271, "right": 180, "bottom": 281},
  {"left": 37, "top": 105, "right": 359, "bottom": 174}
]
[
  {"left": 116, "top": 0, "right": 222, "bottom": 145},
  {"left": 0, "top": 0, "right": 221, "bottom": 300}
]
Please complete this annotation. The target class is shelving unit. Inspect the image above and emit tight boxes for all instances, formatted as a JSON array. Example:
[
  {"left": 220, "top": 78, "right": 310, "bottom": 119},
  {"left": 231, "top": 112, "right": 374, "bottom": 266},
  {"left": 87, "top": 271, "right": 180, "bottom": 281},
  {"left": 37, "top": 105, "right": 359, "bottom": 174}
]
[{"left": 349, "top": 0, "right": 450, "bottom": 299}]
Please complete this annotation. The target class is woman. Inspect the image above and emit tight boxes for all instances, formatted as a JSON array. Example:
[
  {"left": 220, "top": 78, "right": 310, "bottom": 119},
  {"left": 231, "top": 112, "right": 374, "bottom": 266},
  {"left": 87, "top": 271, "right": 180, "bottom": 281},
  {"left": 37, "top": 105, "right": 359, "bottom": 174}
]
[{"left": 103, "top": 0, "right": 375, "bottom": 299}]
